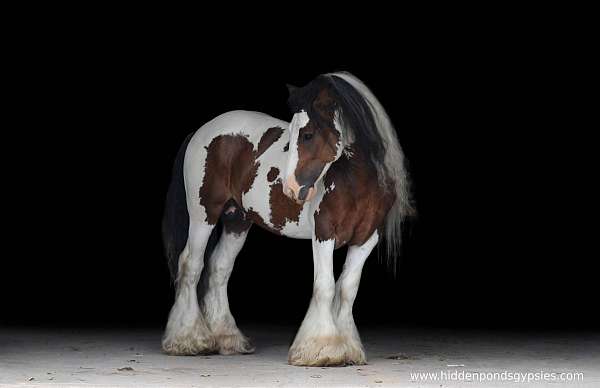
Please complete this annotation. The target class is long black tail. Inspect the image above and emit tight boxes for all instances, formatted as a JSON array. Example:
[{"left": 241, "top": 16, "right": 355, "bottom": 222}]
[
  {"left": 162, "top": 133, "right": 194, "bottom": 281},
  {"left": 162, "top": 132, "right": 225, "bottom": 283}
]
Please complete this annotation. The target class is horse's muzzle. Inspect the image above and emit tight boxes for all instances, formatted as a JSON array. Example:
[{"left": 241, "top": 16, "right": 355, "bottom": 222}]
[{"left": 284, "top": 175, "right": 315, "bottom": 204}]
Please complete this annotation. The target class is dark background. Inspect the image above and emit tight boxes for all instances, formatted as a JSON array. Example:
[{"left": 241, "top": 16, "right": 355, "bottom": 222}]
[{"left": 2, "top": 29, "right": 594, "bottom": 331}]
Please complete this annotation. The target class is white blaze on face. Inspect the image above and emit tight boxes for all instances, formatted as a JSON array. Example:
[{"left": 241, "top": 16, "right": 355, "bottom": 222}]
[{"left": 284, "top": 110, "right": 310, "bottom": 200}]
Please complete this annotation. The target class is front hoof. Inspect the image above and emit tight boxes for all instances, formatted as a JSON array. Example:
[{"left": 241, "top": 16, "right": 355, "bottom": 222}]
[
  {"left": 215, "top": 333, "right": 255, "bottom": 355},
  {"left": 162, "top": 334, "right": 217, "bottom": 356},
  {"left": 288, "top": 335, "right": 347, "bottom": 367},
  {"left": 344, "top": 342, "right": 367, "bottom": 365}
]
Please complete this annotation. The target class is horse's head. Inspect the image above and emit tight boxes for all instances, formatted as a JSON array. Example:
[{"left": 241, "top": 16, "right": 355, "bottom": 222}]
[{"left": 283, "top": 77, "right": 344, "bottom": 203}]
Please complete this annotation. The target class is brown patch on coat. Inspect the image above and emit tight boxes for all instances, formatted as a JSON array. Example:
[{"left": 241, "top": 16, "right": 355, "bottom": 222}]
[
  {"left": 199, "top": 134, "right": 258, "bottom": 224},
  {"left": 267, "top": 167, "right": 279, "bottom": 182},
  {"left": 256, "top": 127, "right": 284, "bottom": 158},
  {"left": 314, "top": 147, "right": 394, "bottom": 248},
  {"left": 198, "top": 127, "right": 297, "bottom": 234},
  {"left": 269, "top": 181, "right": 303, "bottom": 230},
  {"left": 245, "top": 208, "right": 276, "bottom": 234}
]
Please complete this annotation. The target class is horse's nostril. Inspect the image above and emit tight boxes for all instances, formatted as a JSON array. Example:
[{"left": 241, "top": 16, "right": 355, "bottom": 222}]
[{"left": 298, "top": 186, "right": 310, "bottom": 201}]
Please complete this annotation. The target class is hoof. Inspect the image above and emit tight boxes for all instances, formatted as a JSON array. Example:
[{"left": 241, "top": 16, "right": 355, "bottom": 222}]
[
  {"left": 162, "top": 327, "right": 217, "bottom": 356},
  {"left": 215, "top": 333, "right": 255, "bottom": 355},
  {"left": 288, "top": 335, "right": 367, "bottom": 366},
  {"left": 288, "top": 335, "right": 348, "bottom": 367},
  {"left": 344, "top": 341, "right": 367, "bottom": 365}
]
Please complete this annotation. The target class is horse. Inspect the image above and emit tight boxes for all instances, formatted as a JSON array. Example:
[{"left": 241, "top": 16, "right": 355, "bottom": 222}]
[{"left": 161, "top": 71, "right": 413, "bottom": 366}]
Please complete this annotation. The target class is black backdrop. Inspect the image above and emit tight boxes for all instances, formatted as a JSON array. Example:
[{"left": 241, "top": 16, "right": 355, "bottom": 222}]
[{"left": 2, "top": 32, "right": 595, "bottom": 331}]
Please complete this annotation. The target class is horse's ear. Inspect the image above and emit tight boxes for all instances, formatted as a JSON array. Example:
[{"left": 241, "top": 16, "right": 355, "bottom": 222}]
[{"left": 286, "top": 83, "right": 299, "bottom": 95}]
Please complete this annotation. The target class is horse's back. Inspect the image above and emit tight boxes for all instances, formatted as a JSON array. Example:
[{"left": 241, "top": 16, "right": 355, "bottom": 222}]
[{"left": 187, "top": 110, "right": 287, "bottom": 147}]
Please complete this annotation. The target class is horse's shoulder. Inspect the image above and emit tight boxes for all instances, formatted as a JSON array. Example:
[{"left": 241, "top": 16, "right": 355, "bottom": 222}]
[{"left": 314, "top": 152, "right": 394, "bottom": 247}]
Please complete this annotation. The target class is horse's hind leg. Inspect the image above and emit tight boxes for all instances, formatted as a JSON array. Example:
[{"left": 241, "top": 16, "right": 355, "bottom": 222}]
[
  {"left": 333, "top": 231, "right": 379, "bottom": 365},
  {"left": 162, "top": 221, "right": 217, "bottom": 355},
  {"left": 202, "top": 212, "right": 254, "bottom": 354}
]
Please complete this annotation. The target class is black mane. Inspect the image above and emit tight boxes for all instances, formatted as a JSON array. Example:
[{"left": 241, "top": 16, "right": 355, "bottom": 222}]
[
  {"left": 288, "top": 74, "right": 388, "bottom": 178},
  {"left": 326, "top": 75, "right": 386, "bottom": 170}
]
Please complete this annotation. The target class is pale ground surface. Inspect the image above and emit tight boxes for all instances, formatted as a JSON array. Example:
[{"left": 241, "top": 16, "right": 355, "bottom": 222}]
[{"left": 1, "top": 325, "right": 598, "bottom": 388}]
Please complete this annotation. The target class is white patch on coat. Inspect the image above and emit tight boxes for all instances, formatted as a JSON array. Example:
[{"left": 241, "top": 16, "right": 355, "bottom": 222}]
[
  {"left": 284, "top": 110, "right": 309, "bottom": 183},
  {"left": 242, "top": 157, "right": 278, "bottom": 231}
]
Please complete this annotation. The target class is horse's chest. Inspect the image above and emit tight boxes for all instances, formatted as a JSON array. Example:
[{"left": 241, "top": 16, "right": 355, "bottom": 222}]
[{"left": 241, "top": 161, "right": 313, "bottom": 239}]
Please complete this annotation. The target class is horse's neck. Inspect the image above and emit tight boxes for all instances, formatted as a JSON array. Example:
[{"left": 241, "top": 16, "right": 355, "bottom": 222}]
[{"left": 326, "top": 145, "right": 379, "bottom": 188}]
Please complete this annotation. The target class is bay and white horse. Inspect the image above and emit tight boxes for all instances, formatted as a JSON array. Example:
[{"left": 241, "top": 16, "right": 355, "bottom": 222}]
[{"left": 162, "top": 72, "right": 413, "bottom": 366}]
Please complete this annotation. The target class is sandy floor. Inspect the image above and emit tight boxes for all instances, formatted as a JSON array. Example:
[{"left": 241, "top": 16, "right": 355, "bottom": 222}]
[{"left": 1, "top": 325, "right": 598, "bottom": 387}]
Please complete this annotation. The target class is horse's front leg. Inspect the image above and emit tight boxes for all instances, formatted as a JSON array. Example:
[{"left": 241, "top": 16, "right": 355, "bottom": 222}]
[
  {"left": 289, "top": 237, "right": 346, "bottom": 366},
  {"left": 332, "top": 231, "right": 379, "bottom": 365}
]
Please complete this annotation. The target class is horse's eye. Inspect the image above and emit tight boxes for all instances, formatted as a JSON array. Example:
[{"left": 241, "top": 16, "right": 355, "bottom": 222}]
[{"left": 303, "top": 133, "right": 314, "bottom": 141}]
